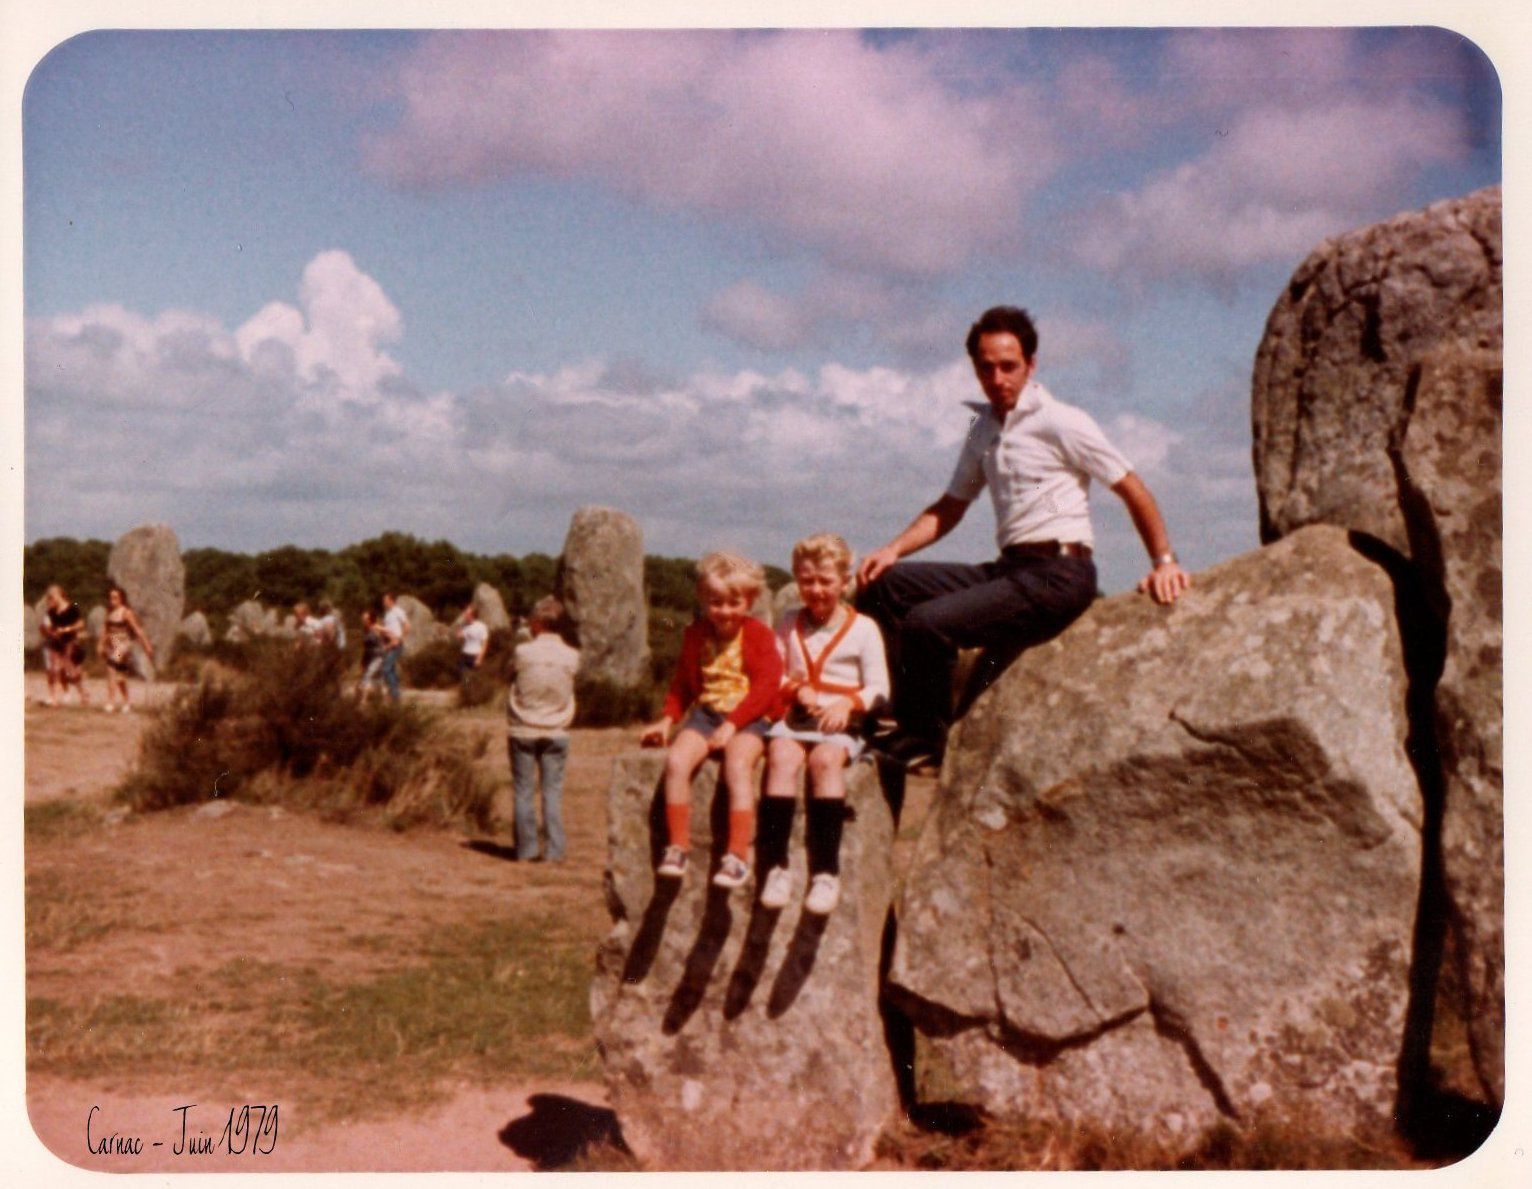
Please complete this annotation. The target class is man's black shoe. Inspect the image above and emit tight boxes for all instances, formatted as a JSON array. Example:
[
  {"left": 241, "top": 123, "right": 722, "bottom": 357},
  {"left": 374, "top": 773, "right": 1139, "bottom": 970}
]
[{"left": 876, "top": 731, "right": 946, "bottom": 774}]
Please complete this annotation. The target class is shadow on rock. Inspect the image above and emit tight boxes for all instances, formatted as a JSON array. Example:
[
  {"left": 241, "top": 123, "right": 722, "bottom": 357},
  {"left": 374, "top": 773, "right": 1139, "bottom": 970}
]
[
  {"left": 463, "top": 839, "right": 520, "bottom": 862},
  {"left": 498, "top": 1093, "right": 630, "bottom": 1170},
  {"left": 722, "top": 900, "right": 784, "bottom": 1019},
  {"left": 621, "top": 878, "right": 682, "bottom": 985},
  {"left": 661, "top": 885, "right": 736, "bottom": 1034},
  {"left": 767, "top": 909, "right": 830, "bottom": 1018}
]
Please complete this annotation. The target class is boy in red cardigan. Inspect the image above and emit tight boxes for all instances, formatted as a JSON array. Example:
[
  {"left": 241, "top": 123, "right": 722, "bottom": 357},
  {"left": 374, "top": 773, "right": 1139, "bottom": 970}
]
[{"left": 640, "top": 552, "right": 782, "bottom": 888}]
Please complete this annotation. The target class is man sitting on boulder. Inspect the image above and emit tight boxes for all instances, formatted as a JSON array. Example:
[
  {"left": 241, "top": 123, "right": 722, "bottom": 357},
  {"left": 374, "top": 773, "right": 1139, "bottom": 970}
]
[{"left": 856, "top": 305, "right": 1191, "bottom": 771}]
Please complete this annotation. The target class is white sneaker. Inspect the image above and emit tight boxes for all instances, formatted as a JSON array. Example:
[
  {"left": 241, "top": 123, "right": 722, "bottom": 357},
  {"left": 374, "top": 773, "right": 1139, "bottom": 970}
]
[
  {"left": 804, "top": 873, "right": 841, "bottom": 916},
  {"left": 656, "top": 845, "right": 688, "bottom": 880},
  {"left": 712, "top": 852, "right": 751, "bottom": 889},
  {"left": 758, "top": 866, "right": 793, "bottom": 910}
]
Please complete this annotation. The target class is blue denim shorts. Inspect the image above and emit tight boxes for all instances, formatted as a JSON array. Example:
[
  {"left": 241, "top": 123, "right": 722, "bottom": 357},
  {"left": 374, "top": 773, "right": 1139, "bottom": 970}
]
[{"left": 679, "top": 703, "right": 771, "bottom": 740}]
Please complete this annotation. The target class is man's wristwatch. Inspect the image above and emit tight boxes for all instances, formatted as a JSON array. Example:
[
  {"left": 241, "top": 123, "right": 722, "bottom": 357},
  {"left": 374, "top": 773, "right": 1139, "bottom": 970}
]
[{"left": 1152, "top": 551, "right": 1178, "bottom": 569}]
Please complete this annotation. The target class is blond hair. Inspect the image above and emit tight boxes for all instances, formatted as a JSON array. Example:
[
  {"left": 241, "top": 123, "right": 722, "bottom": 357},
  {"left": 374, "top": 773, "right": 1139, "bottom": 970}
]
[
  {"left": 696, "top": 551, "right": 765, "bottom": 600},
  {"left": 791, "top": 533, "right": 854, "bottom": 580}
]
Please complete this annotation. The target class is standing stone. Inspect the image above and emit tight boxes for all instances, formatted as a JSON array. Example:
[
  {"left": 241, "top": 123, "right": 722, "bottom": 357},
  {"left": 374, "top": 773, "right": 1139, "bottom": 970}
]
[
  {"left": 593, "top": 752, "right": 899, "bottom": 1169},
  {"left": 225, "top": 600, "right": 269, "bottom": 642},
  {"left": 771, "top": 582, "right": 802, "bottom": 623},
  {"left": 23, "top": 604, "right": 41, "bottom": 652},
  {"left": 395, "top": 595, "right": 443, "bottom": 647},
  {"left": 86, "top": 605, "right": 106, "bottom": 643},
  {"left": 177, "top": 611, "right": 213, "bottom": 649},
  {"left": 107, "top": 523, "right": 185, "bottom": 671},
  {"left": 1397, "top": 349, "right": 1504, "bottom": 1104},
  {"left": 559, "top": 507, "right": 649, "bottom": 687},
  {"left": 471, "top": 582, "right": 511, "bottom": 631},
  {"left": 891, "top": 528, "right": 1422, "bottom": 1143},
  {"left": 1252, "top": 187, "right": 1501, "bottom": 555}
]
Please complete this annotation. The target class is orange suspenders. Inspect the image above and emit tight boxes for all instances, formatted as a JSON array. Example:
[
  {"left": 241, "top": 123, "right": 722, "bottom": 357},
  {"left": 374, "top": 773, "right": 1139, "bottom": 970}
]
[{"left": 791, "top": 610, "right": 866, "bottom": 712}]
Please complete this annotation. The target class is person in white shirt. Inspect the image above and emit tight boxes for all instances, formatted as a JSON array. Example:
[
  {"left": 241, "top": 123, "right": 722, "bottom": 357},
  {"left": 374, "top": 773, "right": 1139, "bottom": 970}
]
[
  {"left": 455, "top": 603, "right": 490, "bottom": 682},
  {"left": 506, "top": 596, "right": 581, "bottom": 861},
  {"left": 380, "top": 592, "right": 410, "bottom": 703},
  {"left": 757, "top": 533, "right": 890, "bottom": 916},
  {"left": 856, "top": 306, "right": 1190, "bottom": 770}
]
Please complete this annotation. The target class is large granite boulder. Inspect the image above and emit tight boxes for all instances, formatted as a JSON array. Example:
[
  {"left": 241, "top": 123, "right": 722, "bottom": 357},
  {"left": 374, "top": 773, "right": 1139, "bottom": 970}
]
[
  {"left": 559, "top": 507, "right": 650, "bottom": 687},
  {"left": 890, "top": 527, "right": 1421, "bottom": 1143},
  {"left": 23, "top": 604, "right": 41, "bottom": 652},
  {"left": 176, "top": 611, "right": 213, "bottom": 649},
  {"left": 1396, "top": 348, "right": 1504, "bottom": 1104},
  {"left": 1252, "top": 187, "right": 1501, "bottom": 555},
  {"left": 107, "top": 523, "right": 185, "bottom": 671},
  {"left": 85, "top": 605, "right": 106, "bottom": 642},
  {"left": 593, "top": 751, "right": 899, "bottom": 1169},
  {"left": 471, "top": 582, "right": 511, "bottom": 631}
]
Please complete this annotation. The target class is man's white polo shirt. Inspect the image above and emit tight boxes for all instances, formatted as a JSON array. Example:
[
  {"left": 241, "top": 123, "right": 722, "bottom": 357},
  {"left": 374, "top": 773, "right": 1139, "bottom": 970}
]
[{"left": 945, "top": 380, "right": 1133, "bottom": 551}]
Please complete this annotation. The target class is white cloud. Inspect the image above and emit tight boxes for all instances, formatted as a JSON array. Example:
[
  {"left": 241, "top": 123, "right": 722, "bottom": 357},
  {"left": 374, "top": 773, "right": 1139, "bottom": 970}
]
[
  {"left": 364, "top": 30, "right": 1052, "bottom": 279},
  {"left": 25, "top": 252, "right": 1257, "bottom": 592}
]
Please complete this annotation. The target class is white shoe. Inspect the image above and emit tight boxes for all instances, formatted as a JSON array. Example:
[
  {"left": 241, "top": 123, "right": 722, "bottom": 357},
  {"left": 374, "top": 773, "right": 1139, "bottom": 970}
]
[
  {"left": 805, "top": 873, "right": 841, "bottom": 916},
  {"left": 712, "top": 852, "right": 751, "bottom": 889},
  {"left": 656, "top": 845, "right": 688, "bottom": 880},
  {"left": 758, "top": 866, "right": 793, "bottom": 910}
]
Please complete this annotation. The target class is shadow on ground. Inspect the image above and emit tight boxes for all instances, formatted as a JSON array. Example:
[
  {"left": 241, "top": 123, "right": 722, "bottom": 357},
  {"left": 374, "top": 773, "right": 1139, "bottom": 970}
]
[{"left": 498, "top": 1093, "right": 630, "bottom": 1169}]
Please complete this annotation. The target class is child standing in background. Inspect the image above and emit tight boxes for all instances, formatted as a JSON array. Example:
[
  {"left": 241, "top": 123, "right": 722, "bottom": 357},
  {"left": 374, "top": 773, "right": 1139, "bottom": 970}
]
[
  {"left": 506, "top": 596, "right": 581, "bottom": 862},
  {"left": 758, "top": 534, "right": 889, "bottom": 915},
  {"left": 640, "top": 552, "right": 782, "bottom": 888}
]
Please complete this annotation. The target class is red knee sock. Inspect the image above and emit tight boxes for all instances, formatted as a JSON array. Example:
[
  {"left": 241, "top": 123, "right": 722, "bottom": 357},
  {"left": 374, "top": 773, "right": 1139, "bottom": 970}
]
[
  {"left": 666, "top": 802, "right": 691, "bottom": 850},
  {"left": 727, "top": 809, "right": 755, "bottom": 860}
]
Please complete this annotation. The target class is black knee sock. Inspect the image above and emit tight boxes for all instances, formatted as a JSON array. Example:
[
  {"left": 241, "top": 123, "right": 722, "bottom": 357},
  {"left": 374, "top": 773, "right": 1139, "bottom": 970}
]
[
  {"left": 806, "top": 797, "right": 847, "bottom": 876},
  {"left": 756, "top": 795, "right": 796, "bottom": 872}
]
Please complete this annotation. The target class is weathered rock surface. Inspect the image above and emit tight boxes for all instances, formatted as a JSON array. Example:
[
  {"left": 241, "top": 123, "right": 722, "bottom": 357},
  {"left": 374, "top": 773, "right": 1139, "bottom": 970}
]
[
  {"left": 770, "top": 582, "right": 801, "bottom": 623},
  {"left": 225, "top": 600, "right": 274, "bottom": 642},
  {"left": 1252, "top": 186, "right": 1501, "bottom": 555},
  {"left": 23, "top": 605, "right": 42, "bottom": 651},
  {"left": 395, "top": 595, "right": 444, "bottom": 647},
  {"left": 471, "top": 582, "right": 511, "bottom": 631},
  {"left": 86, "top": 605, "right": 106, "bottom": 642},
  {"left": 1396, "top": 348, "right": 1504, "bottom": 1104},
  {"left": 176, "top": 611, "right": 213, "bottom": 648},
  {"left": 107, "top": 523, "right": 185, "bottom": 670},
  {"left": 891, "top": 527, "right": 1421, "bottom": 1141},
  {"left": 559, "top": 507, "right": 649, "bottom": 687},
  {"left": 593, "top": 752, "right": 898, "bottom": 1169}
]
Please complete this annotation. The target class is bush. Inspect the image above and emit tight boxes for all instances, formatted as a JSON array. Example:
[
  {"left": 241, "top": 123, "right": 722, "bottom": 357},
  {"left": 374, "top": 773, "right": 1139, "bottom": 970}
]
[
  {"left": 117, "top": 644, "right": 493, "bottom": 830},
  {"left": 401, "top": 636, "right": 462, "bottom": 690},
  {"left": 572, "top": 675, "right": 662, "bottom": 728},
  {"left": 457, "top": 667, "right": 501, "bottom": 710}
]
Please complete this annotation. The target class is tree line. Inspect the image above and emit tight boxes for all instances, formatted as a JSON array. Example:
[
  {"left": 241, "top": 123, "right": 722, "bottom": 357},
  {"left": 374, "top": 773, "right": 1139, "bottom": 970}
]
[{"left": 23, "top": 532, "right": 788, "bottom": 629}]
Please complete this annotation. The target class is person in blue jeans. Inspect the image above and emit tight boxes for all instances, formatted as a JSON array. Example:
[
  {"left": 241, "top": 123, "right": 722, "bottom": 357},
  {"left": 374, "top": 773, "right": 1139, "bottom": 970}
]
[
  {"left": 506, "top": 596, "right": 581, "bottom": 861},
  {"left": 379, "top": 591, "right": 410, "bottom": 703},
  {"left": 856, "top": 306, "right": 1192, "bottom": 771}
]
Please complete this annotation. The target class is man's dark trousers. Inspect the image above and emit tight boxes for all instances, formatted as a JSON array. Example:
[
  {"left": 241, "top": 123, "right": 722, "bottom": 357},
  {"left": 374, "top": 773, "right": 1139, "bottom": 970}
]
[{"left": 855, "top": 550, "right": 1097, "bottom": 743}]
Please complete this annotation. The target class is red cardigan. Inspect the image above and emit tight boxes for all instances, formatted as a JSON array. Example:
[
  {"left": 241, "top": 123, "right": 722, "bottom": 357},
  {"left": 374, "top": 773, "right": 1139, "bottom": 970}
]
[{"left": 661, "top": 616, "right": 783, "bottom": 728}]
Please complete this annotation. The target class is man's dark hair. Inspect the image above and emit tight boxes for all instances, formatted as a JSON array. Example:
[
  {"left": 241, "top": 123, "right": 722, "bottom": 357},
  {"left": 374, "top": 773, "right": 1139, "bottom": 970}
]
[{"left": 965, "top": 306, "right": 1039, "bottom": 362}]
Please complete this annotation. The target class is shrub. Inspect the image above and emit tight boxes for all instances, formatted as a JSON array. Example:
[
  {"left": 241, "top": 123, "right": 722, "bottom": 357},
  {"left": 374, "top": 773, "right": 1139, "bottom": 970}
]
[
  {"left": 117, "top": 644, "right": 493, "bottom": 830},
  {"left": 400, "top": 636, "right": 462, "bottom": 690},
  {"left": 457, "top": 667, "right": 501, "bottom": 710},
  {"left": 572, "top": 675, "right": 662, "bottom": 728}
]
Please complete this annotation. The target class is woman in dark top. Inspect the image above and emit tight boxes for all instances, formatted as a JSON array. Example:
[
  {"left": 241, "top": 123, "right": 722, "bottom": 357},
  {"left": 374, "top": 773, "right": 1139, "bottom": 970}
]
[{"left": 40, "top": 584, "right": 89, "bottom": 707}]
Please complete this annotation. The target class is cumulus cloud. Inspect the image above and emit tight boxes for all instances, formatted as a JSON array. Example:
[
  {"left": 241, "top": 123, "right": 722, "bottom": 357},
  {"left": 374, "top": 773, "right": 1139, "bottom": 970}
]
[
  {"left": 25, "top": 251, "right": 1255, "bottom": 590},
  {"left": 1064, "top": 28, "right": 1479, "bottom": 286},
  {"left": 363, "top": 30, "right": 1051, "bottom": 278}
]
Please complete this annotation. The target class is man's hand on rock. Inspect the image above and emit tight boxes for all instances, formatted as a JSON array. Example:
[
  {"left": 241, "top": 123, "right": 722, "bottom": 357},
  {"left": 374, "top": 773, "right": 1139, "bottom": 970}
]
[{"left": 1137, "top": 560, "right": 1191, "bottom": 605}]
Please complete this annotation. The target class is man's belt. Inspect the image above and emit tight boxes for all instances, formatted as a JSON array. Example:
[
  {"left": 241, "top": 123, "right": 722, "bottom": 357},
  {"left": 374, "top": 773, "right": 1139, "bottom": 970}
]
[{"left": 1002, "top": 540, "right": 1093, "bottom": 560}]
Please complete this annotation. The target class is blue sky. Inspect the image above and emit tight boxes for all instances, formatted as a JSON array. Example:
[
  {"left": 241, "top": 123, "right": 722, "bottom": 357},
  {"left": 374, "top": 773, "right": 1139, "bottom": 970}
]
[{"left": 19, "top": 22, "right": 1501, "bottom": 594}]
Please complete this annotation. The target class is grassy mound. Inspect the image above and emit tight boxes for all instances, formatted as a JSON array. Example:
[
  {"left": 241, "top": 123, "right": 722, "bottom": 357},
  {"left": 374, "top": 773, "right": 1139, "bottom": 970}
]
[{"left": 117, "top": 644, "right": 493, "bottom": 829}]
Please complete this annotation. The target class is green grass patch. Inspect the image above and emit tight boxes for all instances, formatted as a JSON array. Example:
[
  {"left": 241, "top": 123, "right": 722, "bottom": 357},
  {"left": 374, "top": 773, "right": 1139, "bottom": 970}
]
[
  {"left": 25, "top": 871, "right": 140, "bottom": 952},
  {"left": 24, "top": 800, "right": 102, "bottom": 844},
  {"left": 27, "top": 915, "right": 597, "bottom": 1122}
]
